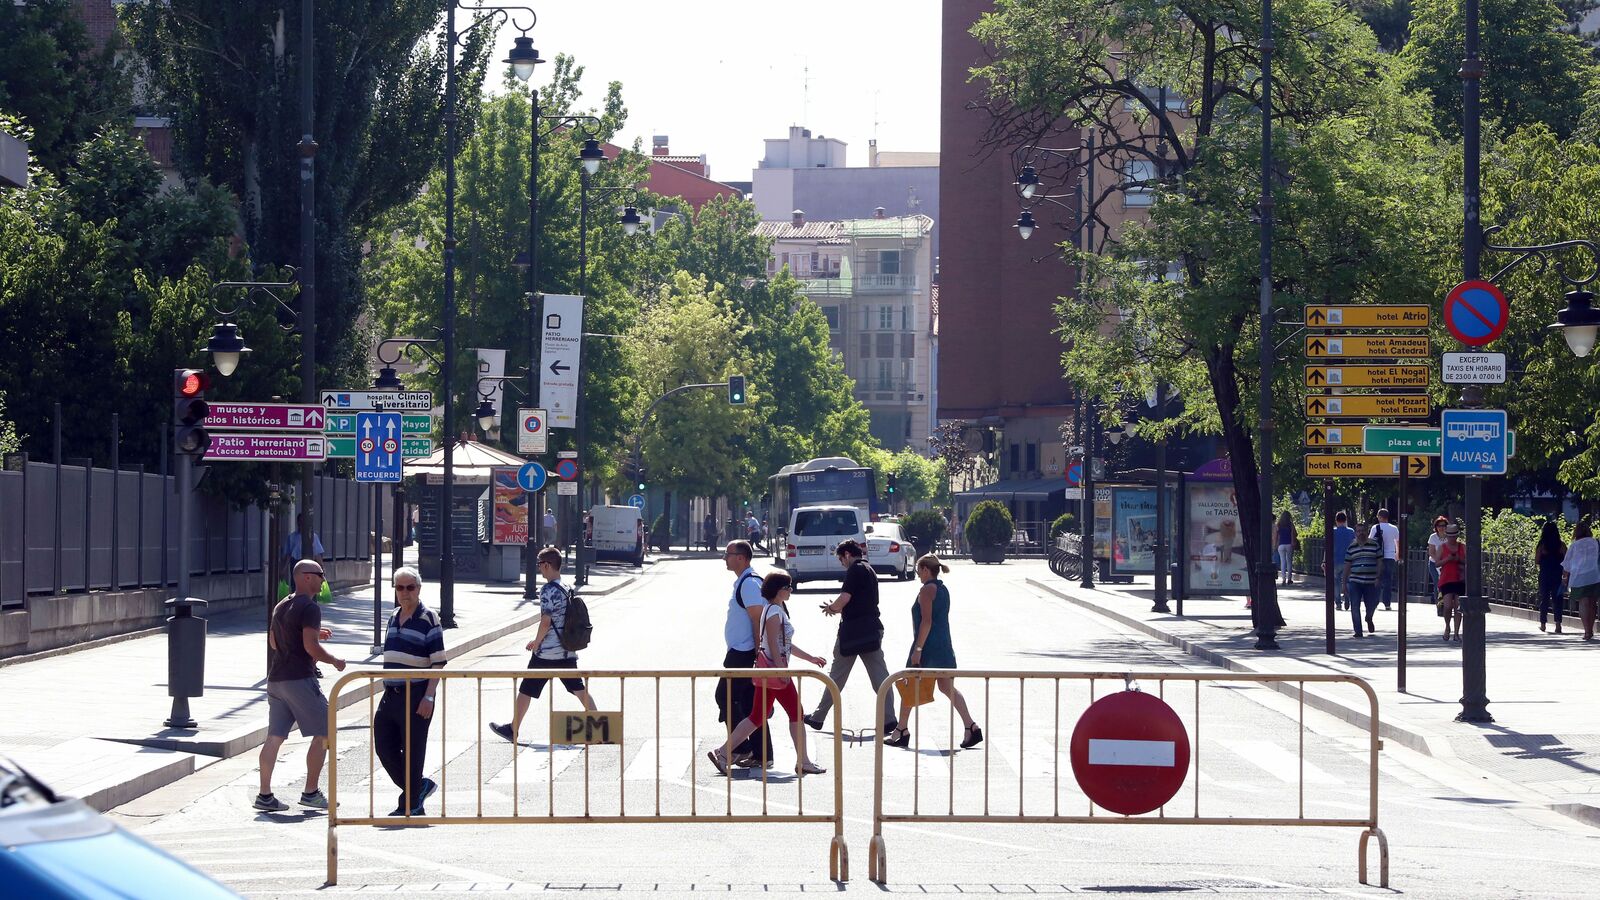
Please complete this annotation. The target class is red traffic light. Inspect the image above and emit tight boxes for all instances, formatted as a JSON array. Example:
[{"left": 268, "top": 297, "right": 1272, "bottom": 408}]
[{"left": 175, "top": 368, "right": 209, "bottom": 398}]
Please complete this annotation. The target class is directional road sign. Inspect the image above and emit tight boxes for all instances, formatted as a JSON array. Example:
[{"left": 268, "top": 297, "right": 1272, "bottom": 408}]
[
  {"left": 1441, "top": 351, "right": 1507, "bottom": 384},
  {"left": 517, "top": 408, "right": 548, "bottom": 454},
  {"left": 538, "top": 294, "right": 585, "bottom": 429},
  {"left": 1304, "top": 365, "right": 1429, "bottom": 388},
  {"left": 627, "top": 493, "right": 646, "bottom": 509},
  {"left": 1306, "top": 305, "right": 1429, "bottom": 328},
  {"left": 1441, "top": 408, "right": 1510, "bottom": 475},
  {"left": 320, "top": 389, "right": 433, "bottom": 412},
  {"left": 554, "top": 458, "right": 579, "bottom": 482},
  {"left": 1305, "top": 394, "right": 1430, "bottom": 418},
  {"left": 1304, "top": 425, "right": 1365, "bottom": 447},
  {"left": 1362, "top": 425, "right": 1515, "bottom": 458},
  {"left": 204, "top": 434, "right": 326, "bottom": 462},
  {"left": 1305, "top": 335, "right": 1430, "bottom": 359},
  {"left": 323, "top": 412, "right": 429, "bottom": 436},
  {"left": 354, "top": 412, "right": 403, "bottom": 483},
  {"left": 1070, "top": 690, "right": 1190, "bottom": 816},
  {"left": 206, "top": 403, "right": 326, "bottom": 432},
  {"left": 516, "top": 462, "right": 548, "bottom": 492},
  {"left": 327, "top": 436, "right": 432, "bottom": 459},
  {"left": 1443, "top": 280, "right": 1509, "bottom": 348},
  {"left": 1304, "top": 454, "right": 1430, "bottom": 477}
]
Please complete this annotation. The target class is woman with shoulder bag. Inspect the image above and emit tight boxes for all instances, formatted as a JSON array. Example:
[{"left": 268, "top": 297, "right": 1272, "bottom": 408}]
[
  {"left": 801, "top": 540, "right": 899, "bottom": 736},
  {"left": 709, "top": 572, "right": 827, "bottom": 776},
  {"left": 1564, "top": 521, "right": 1600, "bottom": 641},
  {"left": 884, "top": 555, "right": 981, "bottom": 750},
  {"left": 1436, "top": 523, "right": 1466, "bottom": 642}
]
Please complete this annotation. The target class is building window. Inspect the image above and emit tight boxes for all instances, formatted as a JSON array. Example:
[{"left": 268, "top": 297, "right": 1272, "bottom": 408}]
[
  {"left": 767, "top": 257, "right": 776, "bottom": 274},
  {"left": 877, "top": 360, "right": 893, "bottom": 391},
  {"left": 781, "top": 252, "right": 790, "bottom": 271},
  {"left": 821, "top": 305, "right": 840, "bottom": 330},
  {"left": 862, "top": 304, "right": 872, "bottom": 331},
  {"left": 902, "top": 306, "right": 912, "bottom": 330},
  {"left": 1124, "top": 160, "right": 1156, "bottom": 207},
  {"left": 1124, "top": 84, "right": 1188, "bottom": 112},
  {"left": 860, "top": 332, "right": 872, "bottom": 359},
  {"left": 901, "top": 333, "right": 915, "bottom": 358},
  {"left": 811, "top": 251, "right": 819, "bottom": 271},
  {"left": 1025, "top": 442, "right": 1038, "bottom": 474},
  {"left": 878, "top": 305, "right": 895, "bottom": 330},
  {"left": 1009, "top": 443, "right": 1021, "bottom": 475},
  {"left": 877, "top": 333, "right": 895, "bottom": 358},
  {"left": 879, "top": 249, "right": 901, "bottom": 275}
]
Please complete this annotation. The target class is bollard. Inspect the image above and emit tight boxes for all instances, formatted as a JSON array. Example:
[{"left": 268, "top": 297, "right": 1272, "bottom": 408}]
[{"left": 164, "top": 597, "right": 209, "bottom": 728}]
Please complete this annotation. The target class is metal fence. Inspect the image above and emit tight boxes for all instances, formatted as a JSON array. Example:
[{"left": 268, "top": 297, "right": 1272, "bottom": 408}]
[
  {"left": 1300, "top": 538, "right": 1537, "bottom": 609},
  {"left": 0, "top": 455, "right": 375, "bottom": 609}
]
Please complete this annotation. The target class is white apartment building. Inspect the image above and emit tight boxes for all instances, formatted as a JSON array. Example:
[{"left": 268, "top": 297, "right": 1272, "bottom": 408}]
[{"left": 755, "top": 210, "right": 936, "bottom": 450}]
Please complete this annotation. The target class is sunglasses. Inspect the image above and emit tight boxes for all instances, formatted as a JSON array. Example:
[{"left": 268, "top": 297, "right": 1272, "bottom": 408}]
[{"left": 395, "top": 584, "right": 420, "bottom": 592}]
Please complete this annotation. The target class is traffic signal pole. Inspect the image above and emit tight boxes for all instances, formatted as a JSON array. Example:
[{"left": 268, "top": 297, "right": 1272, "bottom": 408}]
[{"left": 297, "top": 0, "right": 319, "bottom": 583}]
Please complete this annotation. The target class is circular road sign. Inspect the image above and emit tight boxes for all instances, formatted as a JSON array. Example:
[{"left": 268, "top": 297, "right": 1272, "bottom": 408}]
[
  {"left": 522, "top": 413, "right": 543, "bottom": 433},
  {"left": 1070, "top": 690, "right": 1191, "bottom": 815},
  {"left": 627, "top": 493, "right": 646, "bottom": 509},
  {"left": 554, "top": 459, "right": 579, "bottom": 482},
  {"left": 359, "top": 437, "right": 376, "bottom": 454},
  {"left": 1444, "top": 279, "right": 1509, "bottom": 347},
  {"left": 1066, "top": 461, "right": 1084, "bottom": 487},
  {"left": 382, "top": 438, "right": 399, "bottom": 454},
  {"left": 516, "top": 462, "right": 547, "bottom": 492}
]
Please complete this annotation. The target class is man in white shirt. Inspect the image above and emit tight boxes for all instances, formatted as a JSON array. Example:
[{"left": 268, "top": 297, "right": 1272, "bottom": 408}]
[
  {"left": 717, "top": 541, "right": 772, "bottom": 766},
  {"left": 1369, "top": 509, "right": 1400, "bottom": 611}
]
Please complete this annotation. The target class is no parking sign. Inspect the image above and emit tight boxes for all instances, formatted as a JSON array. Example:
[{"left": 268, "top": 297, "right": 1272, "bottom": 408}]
[{"left": 518, "top": 408, "right": 548, "bottom": 454}]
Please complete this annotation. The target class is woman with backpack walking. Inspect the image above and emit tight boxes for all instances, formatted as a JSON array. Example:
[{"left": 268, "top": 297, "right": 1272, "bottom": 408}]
[
  {"left": 1563, "top": 521, "right": 1600, "bottom": 641},
  {"left": 1536, "top": 520, "right": 1568, "bottom": 634},
  {"left": 490, "top": 547, "right": 595, "bottom": 743},
  {"left": 883, "top": 554, "right": 981, "bottom": 751},
  {"left": 708, "top": 572, "right": 828, "bottom": 777}
]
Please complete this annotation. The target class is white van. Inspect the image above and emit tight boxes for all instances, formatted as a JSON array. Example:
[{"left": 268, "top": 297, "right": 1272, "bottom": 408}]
[
  {"left": 784, "top": 505, "right": 865, "bottom": 585},
  {"left": 588, "top": 505, "right": 644, "bottom": 567}
]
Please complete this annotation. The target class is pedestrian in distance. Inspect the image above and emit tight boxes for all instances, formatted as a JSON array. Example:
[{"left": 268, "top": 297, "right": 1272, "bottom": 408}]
[
  {"left": 712, "top": 540, "right": 775, "bottom": 767},
  {"left": 1427, "top": 516, "right": 1449, "bottom": 603},
  {"left": 1276, "top": 511, "right": 1297, "bottom": 585},
  {"left": 746, "top": 511, "right": 764, "bottom": 550},
  {"left": 543, "top": 507, "right": 558, "bottom": 545},
  {"left": 374, "top": 566, "right": 444, "bottom": 816},
  {"left": 703, "top": 513, "right": 718, "bottom": 552},
  {"left": 1436, "top": 523, "right": 1466, "bottom": 642},
  {"left": 1562, "top": 521, "right": 1600, "bottom": 641},
  {"left": 804, "top": 540, "right": 898, "bottom": 736},
  {"left": 1342, "top": 523, "right": 1382, "bottom": 638},
  {"left": 255, "top": 559, "right": 346, "bottom": 813},
  {"left": 1536, "top": 519, "right": 1568, "bottom": 634},
  {"left": 1370, "top": 509, "right": 1400, "bottom": 611},
  {"left": 1328, "top": 512, "right": 1355, "bottom": 612},
  {"left": 708, "top": 572, "right": 828, "bottom": 777},
  {"left": 491, "top": 547, "right": 595, "bottom": 744},
  {"left": 884, "top": 555, "right": 981, "bottom": 751}
]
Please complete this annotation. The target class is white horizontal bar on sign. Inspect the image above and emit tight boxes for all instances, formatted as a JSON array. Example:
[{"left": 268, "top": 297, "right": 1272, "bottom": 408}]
[{"left": 1088, "top": 738, "right": 1176, "bottom": 767}]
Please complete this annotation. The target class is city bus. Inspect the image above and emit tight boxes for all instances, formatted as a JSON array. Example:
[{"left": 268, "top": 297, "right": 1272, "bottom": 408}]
[{"left": 766, "top": 457, "right": 877, "bottom": 565}]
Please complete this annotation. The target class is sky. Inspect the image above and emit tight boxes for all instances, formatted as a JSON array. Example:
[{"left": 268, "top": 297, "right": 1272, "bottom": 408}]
[{"left": 485, "top": 1, "right": 942, "bottom": 183}]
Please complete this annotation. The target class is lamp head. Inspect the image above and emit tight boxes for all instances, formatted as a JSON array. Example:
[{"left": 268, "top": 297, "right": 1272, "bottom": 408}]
[
  {"left": 206, "top": 322, "right": 251, "bottom": 377},
  {"left": 578, "top": 138, "right": 605, "bottom": 176},
  {"left": 505, "top": 35, "right": 543, "bottom": 82},
  {"left": 1014, "top": 210, "right": 1037, "bottom": 241},
  {"left": 1551, "top": 289, "right": 1600, "bottom": 357},
  {"left": 475, "top": 398, "right": 497, "bottom": 432},
  {"left": 620, "top": 205, "right": 642, "bottom": 236},
  {"left": 1017, "top": 164, "right": 1039, "bottom": 200},
  {"left": 373, "top": 366, "right": 404, "bottom": 391}
]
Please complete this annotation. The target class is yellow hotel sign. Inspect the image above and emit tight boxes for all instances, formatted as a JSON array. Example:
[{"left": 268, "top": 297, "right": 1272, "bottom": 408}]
[
  {"left": 1306, "top": 335, "right": 1431, "bottom": 358},
  {"left": 1305, "top": 454, "right": 1432, "bottom": 477},
  {"left": 1305, "top": 394, "right": 1430, "bottom": 418},
  {"left": 1306, "top": 306, "right": 1430, "bottom": 328},
  {"left": 1304, "top": 365, "right": 1430, "bottom": 388}
]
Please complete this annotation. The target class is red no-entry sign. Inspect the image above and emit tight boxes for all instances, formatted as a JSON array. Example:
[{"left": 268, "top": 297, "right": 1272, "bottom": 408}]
[{"left": 1069, "top": 690, "right": 1191, "bottom": 815}]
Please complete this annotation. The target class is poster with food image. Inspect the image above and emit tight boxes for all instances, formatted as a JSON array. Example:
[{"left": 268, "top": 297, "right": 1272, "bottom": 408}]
[{"left": 1186, "top": 482, "right": 1250, "bottom": 595}]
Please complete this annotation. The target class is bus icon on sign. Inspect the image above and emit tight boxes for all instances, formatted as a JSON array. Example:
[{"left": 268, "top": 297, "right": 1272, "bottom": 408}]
[{"left": 1446, "top": 421, "right": 1501, "bottom": 442}]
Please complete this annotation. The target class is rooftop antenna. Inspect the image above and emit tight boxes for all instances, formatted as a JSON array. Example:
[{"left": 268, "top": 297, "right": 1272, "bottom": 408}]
[{"left": 802, "top": 63, "right": 810, "bottom": 126}]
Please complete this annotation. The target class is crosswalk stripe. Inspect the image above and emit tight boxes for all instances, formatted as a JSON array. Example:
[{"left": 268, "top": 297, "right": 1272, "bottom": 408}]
[
  {"left": 1218, "top": 739, "right": 1340, "bottom": 785},
  {"left": 622, "top": 738, "right": 695, "bottom": 781},
  {"left": 486, "top": 745, "right": 586, "bottom": 784}
]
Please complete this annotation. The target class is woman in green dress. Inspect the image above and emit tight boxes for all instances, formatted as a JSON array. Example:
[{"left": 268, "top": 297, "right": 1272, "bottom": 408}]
[{"left": 884, "top": 554, "right": 982, "bottom": 750}]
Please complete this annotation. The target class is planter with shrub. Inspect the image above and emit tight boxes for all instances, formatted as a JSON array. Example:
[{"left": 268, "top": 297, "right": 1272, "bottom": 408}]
[
  {"left": 899, "top": 509, "right": 947, "bottom": 556},
  {"left": 965, "top": 500, "right": 1014, "bottom": 564}
]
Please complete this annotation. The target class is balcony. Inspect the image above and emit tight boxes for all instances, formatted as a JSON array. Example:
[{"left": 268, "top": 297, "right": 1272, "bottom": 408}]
[
  {"left": 856, "top": 273, "right": 918, "bottom": 293},
  {"left": 798, "top": 275, "right": 851, "bottom": 298}
]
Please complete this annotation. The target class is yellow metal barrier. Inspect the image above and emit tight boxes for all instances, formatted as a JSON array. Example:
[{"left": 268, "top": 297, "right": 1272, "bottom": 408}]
[
  {"left": 325, "top": 669, "right": 848, "bottom": 884},
  {"left": 867, "top": 670, "right": 1388, "bottom": 888}
]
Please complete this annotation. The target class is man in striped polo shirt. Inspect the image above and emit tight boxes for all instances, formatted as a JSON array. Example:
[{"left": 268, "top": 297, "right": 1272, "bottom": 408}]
[
  {"left": 376, "top": 566, "right": 446, "bottom": 816},
  {"left": 1342, "top": 523, "right": 1383, "bottom": 638}
]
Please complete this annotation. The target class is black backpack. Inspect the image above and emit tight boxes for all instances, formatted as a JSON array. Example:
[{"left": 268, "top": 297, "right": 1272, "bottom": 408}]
[{"left": 557, "top": 586, "right": 593, "bottom": 652}]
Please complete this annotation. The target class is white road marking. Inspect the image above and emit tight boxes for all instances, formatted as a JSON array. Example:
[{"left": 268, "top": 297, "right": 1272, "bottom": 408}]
[
  {"left": 1219, "top": 739, "right": 1340, "bottom": 784},
  {"left": 622, "top": 737, "right": 695, "bottom": 781},
  {"left": 486, "top": 745, "right": 585, "bottom": 784}
]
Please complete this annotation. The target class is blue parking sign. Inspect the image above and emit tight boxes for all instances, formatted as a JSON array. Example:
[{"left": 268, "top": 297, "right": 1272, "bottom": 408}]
[
  {"left": 354, "top": 412, "right": 404, "bottom": 483},
  {"left": 1440, "top": 409, "right": 1508, "bottom": 476}
]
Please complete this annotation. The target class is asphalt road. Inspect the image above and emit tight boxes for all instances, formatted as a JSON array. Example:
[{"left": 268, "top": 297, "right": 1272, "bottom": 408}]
[{"left": 107, "top": 557, "right": 1600, "bottom": 897}]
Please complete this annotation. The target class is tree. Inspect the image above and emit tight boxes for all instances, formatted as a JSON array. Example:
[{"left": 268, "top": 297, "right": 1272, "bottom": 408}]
[
  {"left": 970, "top": 0, "right": 1455, "bottom": 596},
  {"left": 124, "top": 1, "right": 496, "bottom": 385},
  {"left": 1402, "top": 0, "right": 1598, "bottom": 139},
  {"left": 882, "top": 448, "right": 944, "bottom": 507},
  {"left": 1350, "top": 0, "right": 1415, "bottom": 52},
  {"left": 0, "top": 0, "right": 127, "bottom": 173}
]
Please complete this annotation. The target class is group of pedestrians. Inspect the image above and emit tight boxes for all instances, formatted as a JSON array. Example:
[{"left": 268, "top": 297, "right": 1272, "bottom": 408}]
[{"left": 1534, "top": 519, "right": 1600, "bottom": 641}]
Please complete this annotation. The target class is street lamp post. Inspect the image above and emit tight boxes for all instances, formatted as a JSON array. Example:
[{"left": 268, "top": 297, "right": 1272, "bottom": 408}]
[
  {"left": 297, "top": 0, "right": 319, "bottom": 575},
  {"left": 1251, "top": 0, "right": 1283, "bottom": 652}
]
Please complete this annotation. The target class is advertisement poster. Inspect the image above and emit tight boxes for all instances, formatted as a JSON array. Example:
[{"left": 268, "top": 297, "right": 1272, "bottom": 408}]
[
  {"left": 491, "top": 466, "right": 529, "bottom": 546},
  {"left": 1185, "top": 482, "right": 1250, "bottom": 595},
  {"left": 1109, "top": 487, "right": 1180, "bottom": 575},
  {"left": 1094, "top": 490, "right": 1113, "bottom": 559}
]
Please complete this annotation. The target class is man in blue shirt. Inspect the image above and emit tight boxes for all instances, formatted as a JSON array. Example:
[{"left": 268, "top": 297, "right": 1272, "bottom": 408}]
[
  {"left": 375, "top": 566, "right": 445, "bottom": 817},
  {"left": 1329, "top": 511, "right": 1355, "bottom": 611}
]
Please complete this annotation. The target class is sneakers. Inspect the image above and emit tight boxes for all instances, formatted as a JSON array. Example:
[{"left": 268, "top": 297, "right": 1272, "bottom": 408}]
[
  {"left": 489, "top": 722, "right": 515, "bottom": 743},
  {"left": 388, "top": 778, "right": 438, "bottom": 817},
  {"left": 253, "top": 793, "right": 289, "bottom": 812},
  {"left": 802, "top": 713, "right": 825, "bottom": 732},
  {"left": 298, "top": 790, "right": 329, "bottom": 810}
]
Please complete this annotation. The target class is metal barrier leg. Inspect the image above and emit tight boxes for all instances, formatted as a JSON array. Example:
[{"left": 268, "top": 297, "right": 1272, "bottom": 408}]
[
  {"left": 868, "top": 833, "right": 885, "bottom": 883},
  {"left": 1359, "top": 827, "right": 1389, "bottom": 887},
  {"left": 830, "top": 833, "right": 849, "bottom": 883},
  {"left": 326, "top": 822, "right": 337, "bottom": 885}
]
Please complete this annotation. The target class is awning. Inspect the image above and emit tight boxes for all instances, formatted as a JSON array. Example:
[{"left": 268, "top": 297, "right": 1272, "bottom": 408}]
[
  {"left": 956, "top": 477, "right": 1067, "bottom": 502},
  {"left": 408, "top": 439, "right": 528, "bottom": 484}
]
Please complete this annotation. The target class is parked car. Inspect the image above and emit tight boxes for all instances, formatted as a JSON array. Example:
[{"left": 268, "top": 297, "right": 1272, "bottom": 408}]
[
  {"left": 784, "top": 505, "right": 866, "bottom": 586},
  {"left": 0, "top": 758, "right": 239, "bottom": 898},
  {"left": 589, "top": 505, "right": 645, "bottom": 566},
  {"left": 865, "top": 521, "right": 916, "bottom": 580}
]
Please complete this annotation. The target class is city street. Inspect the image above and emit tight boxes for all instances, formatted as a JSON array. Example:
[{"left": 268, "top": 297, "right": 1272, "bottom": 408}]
[{"left": 106, "top": 558, "right": 1600, "bottom": 897}]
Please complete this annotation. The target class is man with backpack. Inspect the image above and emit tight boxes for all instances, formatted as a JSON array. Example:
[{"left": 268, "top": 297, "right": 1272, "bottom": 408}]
[
  {"left": 491, "top": 547, "right": 595, "bottom": 743},
  {"left": 717, "top": 540, "right": 774, "bottom": 767}
]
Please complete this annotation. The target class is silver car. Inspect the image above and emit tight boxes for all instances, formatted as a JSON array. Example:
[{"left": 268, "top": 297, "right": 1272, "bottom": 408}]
[{"left": 865, "top": 522, "right": 916, "bottom": 580}]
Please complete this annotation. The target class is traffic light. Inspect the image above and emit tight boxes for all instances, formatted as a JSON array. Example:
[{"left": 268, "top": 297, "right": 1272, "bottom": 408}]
[
  {"left": 173, "top": 368, "right": 211, "bottom": 456},
  {"left": 886, "top": 473, "right": 897, "bottom": 496},
  {"left": 636, "top": 465, "right": 647, "bottom": 492},
  {"left": 727, "top": 375, "right": 746, "bottom": 405}
]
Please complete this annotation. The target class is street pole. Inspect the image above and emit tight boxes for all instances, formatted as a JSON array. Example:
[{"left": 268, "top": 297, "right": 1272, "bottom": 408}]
[
  {"left": 1252, "top": 0, "right": 1282, "bottom": 650},
  {"left": 1323, "top": 480, "right": 1335, "bottom": 655},
  {"left": 523, "top": 82, "right": 543, "bottom": 599},
  {"left": 297, "top": 0, "right": 318, "bottom": 570},
  {"left": 575, "top": 168, "right": 591, "bottom": 586},
  {"left": 1152, "top": 381, "right": 1170, "bottom": 612},
  {"left": 1398, "top": 467, "right": 1410, "bottom": 693},
  {"left": 438, "top": 1, "right": 460, "bottom": 627},
  {"left": 1457, "top": 0, "right": 1492, "bottom": 722},
  {"left": 1079, "top": 133, "right": 1096, "bottom": 591}
]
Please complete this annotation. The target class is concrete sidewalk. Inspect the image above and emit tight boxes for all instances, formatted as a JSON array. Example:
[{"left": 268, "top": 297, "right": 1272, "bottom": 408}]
[
  {"left": 1027, "top": 570, "right": 1600, "bottom": 828},
  {"left": 1, "top": 560, "right": 640, "bottom": 811}
]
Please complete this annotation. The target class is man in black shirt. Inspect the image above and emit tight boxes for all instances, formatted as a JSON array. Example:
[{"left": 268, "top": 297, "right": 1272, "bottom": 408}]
[
  {"left": 255, "top": 559, "right": 346, "bottom": 813},
  {"left": 804, "top": 540, "right": 897, "bottom": 735}
]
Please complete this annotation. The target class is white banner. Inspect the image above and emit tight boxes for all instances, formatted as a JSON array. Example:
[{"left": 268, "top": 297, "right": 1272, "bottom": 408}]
[
  {"left": 475, "top": 347, "right": 508, "bottom": 429},
  {"left": 539, "top": 294, "right": 584, "bottom": 428}
]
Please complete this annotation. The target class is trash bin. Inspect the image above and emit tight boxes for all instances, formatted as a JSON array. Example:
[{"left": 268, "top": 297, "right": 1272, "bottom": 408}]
[{"left": 165, "top": 597, "right": 208, "bottom": 728}]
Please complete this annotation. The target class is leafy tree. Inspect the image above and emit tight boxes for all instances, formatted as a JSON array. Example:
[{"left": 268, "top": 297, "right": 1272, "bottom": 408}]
[
  {"left": 1350, "top": 0, "right": 1415, "bottom": 52},
  {"left": 899, "top": 509, "right": 947, "bottom": 554},
  {"left": 882, "top": 447, "right": 944, "bottom": 507},
  {"left": 124, "top": 1, "right": 496, "bottom": 385},
  {"left": 0, "top": 0, "right": 127, "bottom": 173},
  {"left": 970, "top": 0, "right": 1455, "bottom": 593},
  {"left": 1401, "top": 0, "right": 1598, "bottom": 139},
  {"left": 0, "top": 389, "right": 19, "bottom": 457}
]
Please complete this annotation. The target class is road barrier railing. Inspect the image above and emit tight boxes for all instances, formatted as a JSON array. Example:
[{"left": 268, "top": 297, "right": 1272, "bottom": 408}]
[
  {"left": 867, "top": 669, "right": 1387, "bottom": 887},
  {"left": 326, "top": 668, "right": 849, "bottom": 884}
]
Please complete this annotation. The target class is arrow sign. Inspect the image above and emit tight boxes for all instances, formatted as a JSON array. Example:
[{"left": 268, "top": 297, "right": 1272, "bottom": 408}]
[
  {"left": 1305, "top": 335, "right": 1431, "bottom": 359},
  {"left": 327, "top": 436, "right": 432, "bottom": 458},
  {"left": 1409, "top": 456, "right": 1429, "bottom": 476},
  {"left": 1305, "top": 394, "right": 1430, "bottom": 418},
  {"left": 323, "top": 413, "right": 429, "bottom": 436},
  {"left": 1304, "top": 425, "right": 1364, "bottom": 447},
  {"left": 204, "top": 434, "right": 327, "bottom": 462},
  {"left": 1304, "top": 454, "right": 1431, "bottom": 477},
  {"left": 538, "top": 294, "right": 584, "bottom": 428},
  {"left": 206, "top": 403, "right": 327, "bottom": 432},
  {"left": 1308, "top": 309, "right": 1327, "bottom": 326},
  {"left": 321, "top": 390, "right": 433, "bottom": 412},
  {"left": 354, "top": 412, "right": 403, "bottom": 483},
  {"left": 1303, "top": 365, "right": 1430, "bottom": 388},
  {"left": 1306, "top": 305, "right": 1429, "bottom": 328},
  {"left": 548, "top": 360, "right": 570, "bottom": 375}
]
